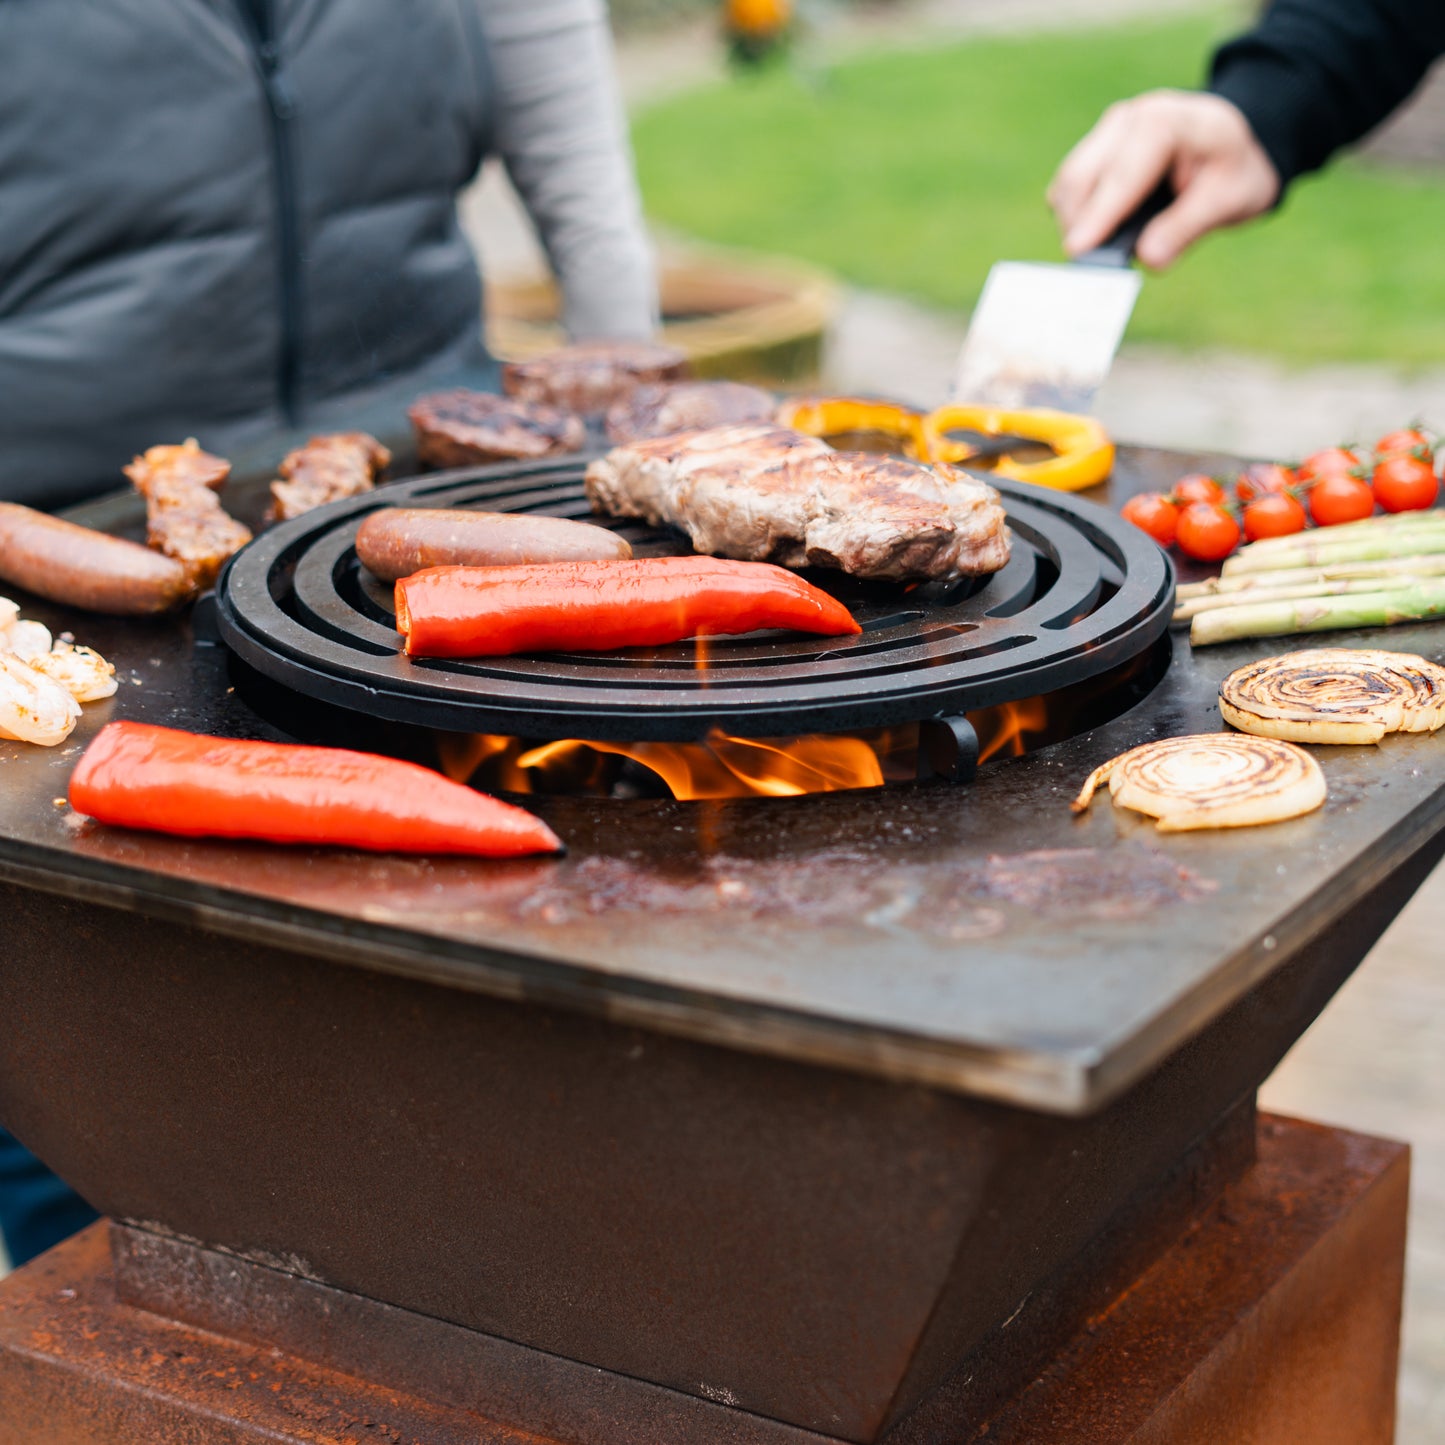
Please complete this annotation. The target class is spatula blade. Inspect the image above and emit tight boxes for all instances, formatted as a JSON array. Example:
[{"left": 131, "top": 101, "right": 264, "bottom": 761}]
[{"left": 951, "top": 260, "right": 1141, "bottom": 413}]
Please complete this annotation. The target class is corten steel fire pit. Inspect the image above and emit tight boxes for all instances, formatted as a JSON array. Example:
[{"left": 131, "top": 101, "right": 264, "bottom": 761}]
[{"left": 0, "top": 446, "right": 1434, "bottom": 1443}]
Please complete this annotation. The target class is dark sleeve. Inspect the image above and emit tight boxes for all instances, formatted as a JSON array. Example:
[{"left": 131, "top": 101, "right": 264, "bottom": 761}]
[{"left": 1209, "top": 0, "right": 1445, "bottom": 188}]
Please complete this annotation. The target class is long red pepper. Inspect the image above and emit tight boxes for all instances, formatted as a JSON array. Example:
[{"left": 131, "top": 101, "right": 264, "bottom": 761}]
[
  {"left": 394, "top": 556, "right": 862, "bottom": 658},
  {"left": 69, "top": 721, "right": 562, "bottom": 857}
]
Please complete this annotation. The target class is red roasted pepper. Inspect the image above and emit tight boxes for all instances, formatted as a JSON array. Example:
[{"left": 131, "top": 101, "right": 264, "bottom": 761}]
[
  {"left": 69, "top": 721, "right": 562, "bottom": 856},
  {"left": 394, "top": 557, "right": 862, "bottom": 658}
]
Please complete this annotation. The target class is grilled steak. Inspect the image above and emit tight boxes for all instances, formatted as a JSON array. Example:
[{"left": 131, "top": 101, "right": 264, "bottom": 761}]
[
  {"left": 409, "top": 390, "right": 585, "bottom": 470},
  {"left": 503, "top": 340, "right": 690, "bottom": 414},
  {"left": 604, "top": 380, "right": 777, "bottom": 444},
  {"left": 585, "top": 426, "right": 1010, "bottom": 583},
  {"left": 269, "top": 432, "right": 391, "bottom": 522},
  {"left": 124, "top": 439, "right": 252, "bottom": 591}
]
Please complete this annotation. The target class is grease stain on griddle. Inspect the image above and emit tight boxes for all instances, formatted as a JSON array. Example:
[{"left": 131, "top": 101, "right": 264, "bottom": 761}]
[{"left": 504, "top": 844, "right": 1214, "bottom": 940}]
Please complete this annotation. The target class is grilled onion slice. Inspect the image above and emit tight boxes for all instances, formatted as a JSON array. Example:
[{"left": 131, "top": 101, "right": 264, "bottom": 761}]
[
  {"left": 1220, "top": 648, "right": 1445, "bottom": 745},
  {"left": 1071, "top": 734, "right": 1326, "bottom": 832}
]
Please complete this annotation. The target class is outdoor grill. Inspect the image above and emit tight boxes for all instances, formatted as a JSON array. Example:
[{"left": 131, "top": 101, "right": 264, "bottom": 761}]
[{"left": 0, "top": 444, "right": 1436, "bottom": 1443}]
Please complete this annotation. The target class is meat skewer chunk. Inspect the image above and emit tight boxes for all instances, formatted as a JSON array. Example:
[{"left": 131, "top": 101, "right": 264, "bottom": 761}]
[
  {"left": 268, "top": 432, "right": 391, "bottom": 522},
  {"left": 124, "top": 438, "right": 252, "bottom": 592},
  {"left": 586, "top": 425, "right": 1011, "bottom": 583}
]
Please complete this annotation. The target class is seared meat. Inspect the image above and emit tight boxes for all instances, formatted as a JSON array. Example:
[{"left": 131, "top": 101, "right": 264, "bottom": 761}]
[
  {"left": 503, "top": 340, "right": 689, "bottom": 414},
  {"left": 124, "top": 439, "right": 252, "bottom": 591},
  {"left": 604, "top": 380, "right": 777, "bottom": 444},
  {"left": 269, "top": 432, "right": 391, "bottom": 522},
  {"left": 409, "top": 390, "right": 586, "bottom": 470},
  {"left": 585, "top": 426, "right": 1010, "bottom": 583}
]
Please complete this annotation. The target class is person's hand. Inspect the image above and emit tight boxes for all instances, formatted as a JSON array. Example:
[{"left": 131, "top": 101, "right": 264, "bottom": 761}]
[{"left": 1048, "top": 90, "right": 1281, "bottom": 269}]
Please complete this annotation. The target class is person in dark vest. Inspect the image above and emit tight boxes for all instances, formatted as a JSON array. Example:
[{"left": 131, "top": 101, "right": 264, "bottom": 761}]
[
  {"left": 0, "top": 0, "right": 655, "bottom": 510},
  {"left": 0, "top": 0, "right": 653, "bottom": 1266},
  {"left": 1049, "top": 0, "right": 1445, "bottom": 267}
]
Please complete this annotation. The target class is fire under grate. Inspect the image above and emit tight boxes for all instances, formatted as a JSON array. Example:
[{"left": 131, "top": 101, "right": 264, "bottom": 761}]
[{"left": 214, "top": 457, "right": 1174, "bottom": 764}]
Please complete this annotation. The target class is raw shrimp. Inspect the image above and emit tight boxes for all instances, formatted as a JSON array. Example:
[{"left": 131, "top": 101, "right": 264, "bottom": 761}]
[
  {"left": 30, "top": 641, "right": 118, "bottom": 702},
  {"left": 0, "top": 653, "right": 80, "bottom": 745}
]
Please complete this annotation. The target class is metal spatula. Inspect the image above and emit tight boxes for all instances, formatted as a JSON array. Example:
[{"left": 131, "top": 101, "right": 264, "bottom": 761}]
[{"left": 951, "top": 185, "right": 1172, "bottom": 413}]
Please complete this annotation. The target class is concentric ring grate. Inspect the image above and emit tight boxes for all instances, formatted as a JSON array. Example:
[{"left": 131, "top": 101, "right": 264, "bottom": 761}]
[{"left": 215, "top": 457, "right": 1174, "bottom": 741}]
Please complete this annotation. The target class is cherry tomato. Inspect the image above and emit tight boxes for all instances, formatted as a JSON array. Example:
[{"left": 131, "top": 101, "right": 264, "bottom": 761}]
[
  {"left": 1120, "top": 492, "right": 1180, "bottom": 547},
  {"left": 1175, "top": 502, "right": 1241, "bottom": 562},
  {"left": 1242, "top": 493, "right": 1308, "bottom": 542},
  {"left": 1308, "top": 475, "right": 1376, "bottom": 527},
  {"left": 1235, "top": 463, "right": 1296, "bottom": 505},
  {"left": 1296, "top": 447, "right": 1364, "bottom": 486},
  {"left": 1374, "top": 427, "right": 1433, "bottom": 463},
  {"left": 1371, "top": 455, "right": 1440, "bottom": 514},
  {"left": 1172, "top": 474, "right": 1226, "bottom": 506}
]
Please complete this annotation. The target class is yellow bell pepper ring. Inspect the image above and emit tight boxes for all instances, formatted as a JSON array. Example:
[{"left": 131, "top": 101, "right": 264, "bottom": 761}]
[
  {"left": 921, "top": 405, "right": 1115, "bottom": 493},
  {"left": 776, "top": 397, "right": 929, "bottom": 460}
]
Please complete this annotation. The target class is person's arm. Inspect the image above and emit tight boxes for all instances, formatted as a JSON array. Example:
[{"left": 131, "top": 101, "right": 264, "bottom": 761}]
[
  {"left": 1211, "top": 0, "right": 1445, "bottom": 189},
  {"left": 1050, "top": 0, "right": 1445, "bottom": 269},
  {"left": 477, "top": 0, "right": 657, "bottom": 340}
]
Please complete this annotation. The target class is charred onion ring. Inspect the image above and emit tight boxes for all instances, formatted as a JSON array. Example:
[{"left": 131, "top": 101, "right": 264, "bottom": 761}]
[
  {"left": 1220, "top": 648, "right": 1445, "bottom": 745},
  {"left": 1071, "top": 734, "right": 1326, "bottom": 832}
]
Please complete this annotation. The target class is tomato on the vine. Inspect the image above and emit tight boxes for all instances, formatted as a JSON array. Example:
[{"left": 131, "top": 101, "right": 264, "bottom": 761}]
[
  {"left": 1374, "top": 427, "right": 1434, "bottom": 463},
  {"left": 1172, "top": 474, "right": 1226, "bottom": 506},
  {"left": 1242, "top": 493, "right": 1308, "bottom": 542},
  {"left": 1296, "top": 447, "right": 1364, "bottom": 486},
  {"left": 1235, "top": 463, "right": 1296, "bottom": 505},
  {"left": 1175, "top": 502, "right": 1241, "bottom": 562},
  {"left": 1372, "top": 455, "right": 1440, "bottom": 514},
  {"left": 1308, "top": 474, "right": 1376, "bottom": 527}
]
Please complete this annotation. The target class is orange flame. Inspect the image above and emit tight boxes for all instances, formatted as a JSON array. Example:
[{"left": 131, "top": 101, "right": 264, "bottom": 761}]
[
  {"left": 513, "top": 731, "right": 884, "bottom": 800},
  {"left": 973, "top": 697, "right": 1049, "bottom": 765},
  {"left": 440, "top": 698, "right": 1053, "bottom": 801}
]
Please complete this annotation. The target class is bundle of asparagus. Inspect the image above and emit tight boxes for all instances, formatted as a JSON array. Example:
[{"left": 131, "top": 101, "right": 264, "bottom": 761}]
[{"left": 1175, "top": 510, "right": 1445, "bottom": 646}]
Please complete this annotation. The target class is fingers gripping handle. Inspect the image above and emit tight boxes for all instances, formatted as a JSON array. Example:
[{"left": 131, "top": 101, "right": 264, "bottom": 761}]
[{"left": 1075, "top": 179, "right": 1174, "bottom": 268}]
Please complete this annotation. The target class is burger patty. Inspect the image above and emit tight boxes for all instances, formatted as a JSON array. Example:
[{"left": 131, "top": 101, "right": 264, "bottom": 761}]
[
  {"left": 408, "top": 390, "right": 586, "bottom": 470},
  {"left": 585, "top": 425, "right": 1011, "bottom": 583},
  {"left": 503, "top": 340, "right": 690, "bottom": 414},
  {"left": 604, "top": 380, "right": 777, "bottom": 444}
]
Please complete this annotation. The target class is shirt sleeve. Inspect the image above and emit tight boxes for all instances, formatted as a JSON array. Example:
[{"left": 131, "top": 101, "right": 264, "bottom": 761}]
[
  {"left": 1209, "top": 0, "right": 1445, "bottom": 190},
  {"left": 476, "top": 0, "right": 658, "bottom": 341}
]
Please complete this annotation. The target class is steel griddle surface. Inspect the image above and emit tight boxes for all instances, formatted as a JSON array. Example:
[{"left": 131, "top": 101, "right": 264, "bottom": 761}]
[
  {"left": 213, "top": 458, "right": 1172, "bottom": 740},
  {"left": 1, "top": 447, "right": 1443, "bottom": 1114}
]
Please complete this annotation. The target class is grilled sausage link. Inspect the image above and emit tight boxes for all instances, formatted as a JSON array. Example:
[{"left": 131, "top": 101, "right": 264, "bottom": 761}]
[
  {"left": 355, "top": 508, "right": 632, "bottom": 583},
  {"left": 0, "top": 503, "right": 193, "bottom": 615}
]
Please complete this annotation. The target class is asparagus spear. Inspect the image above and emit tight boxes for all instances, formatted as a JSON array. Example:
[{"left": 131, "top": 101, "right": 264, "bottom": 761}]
[
  {"left": 1173, "top": 575, "right": 1429, "bottom": 623},
  {"left": 1177, "top": 553, "right": 1445, "bottom": 599},
  {"left": 1238, "top": 507, "right": 1443, "bottom": 548},
  {"left": 1222, "top": 528, "right": 1445, "bottom": 576},
  {"left": 1190, "top": 580, "right": 1445, "bottom": 647}
]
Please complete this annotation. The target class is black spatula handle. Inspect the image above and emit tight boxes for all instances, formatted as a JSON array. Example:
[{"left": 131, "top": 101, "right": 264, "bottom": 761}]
[{"left": 1075, "top": 180, "right": 1174, "bottom": 269}]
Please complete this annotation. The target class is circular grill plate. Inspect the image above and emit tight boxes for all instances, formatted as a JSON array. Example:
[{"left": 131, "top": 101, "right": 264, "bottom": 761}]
[{"left": 215, "top": 457, "right": 1174, "bottom": 741}]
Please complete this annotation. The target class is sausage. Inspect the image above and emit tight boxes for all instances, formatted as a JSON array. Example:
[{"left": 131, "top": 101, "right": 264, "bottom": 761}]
[
  {"left": 0, "top": 503, "right": 193, "bottom": 615},
  {"left": 355, "top": 508, "right": 632, "bottom": 583}
]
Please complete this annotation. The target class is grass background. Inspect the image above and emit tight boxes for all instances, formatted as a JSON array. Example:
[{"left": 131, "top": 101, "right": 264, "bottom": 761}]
[{"left": 631, "top": 5, "right": 1445, "bottom": 366}]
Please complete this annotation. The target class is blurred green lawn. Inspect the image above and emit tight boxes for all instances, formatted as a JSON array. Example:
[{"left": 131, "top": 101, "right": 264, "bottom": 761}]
[{"left": 631, "top": 5, "right": 1445, "bottom": 366}]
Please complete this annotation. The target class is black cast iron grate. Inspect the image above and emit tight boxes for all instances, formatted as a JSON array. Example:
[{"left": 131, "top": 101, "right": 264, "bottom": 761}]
[{"left": 214, "top": 456, "right": 1174, "bottom": 743}]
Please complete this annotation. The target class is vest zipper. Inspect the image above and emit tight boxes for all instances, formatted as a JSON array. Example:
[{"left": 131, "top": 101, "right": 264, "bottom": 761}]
[{"left": 234, "top": 0, "right": 302, "bottom": 425}]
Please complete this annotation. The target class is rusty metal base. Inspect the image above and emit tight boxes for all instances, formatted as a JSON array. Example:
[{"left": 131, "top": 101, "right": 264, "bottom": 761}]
[{"left": 0, "top": 1114, "right": 1407, "bottom": 1445}]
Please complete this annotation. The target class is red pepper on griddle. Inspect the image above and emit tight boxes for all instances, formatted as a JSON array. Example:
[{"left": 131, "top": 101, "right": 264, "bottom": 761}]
[
  {"left": 394, "top": 557, "right": 862, "bottom": 658},
  {"left": 68, "top": 721, "right": 562, "bottom": 857}
]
